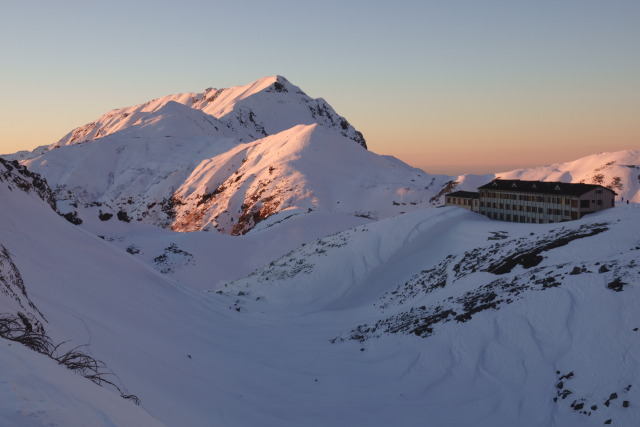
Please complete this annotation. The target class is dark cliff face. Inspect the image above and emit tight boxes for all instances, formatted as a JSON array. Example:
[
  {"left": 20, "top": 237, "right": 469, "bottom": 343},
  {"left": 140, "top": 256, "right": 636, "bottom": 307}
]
[
  {"left": 0, "top": 157, "right": 57, "bottom": 211},
  {"left": 0, "top": 244, "right": 46, "bottom": 324}
]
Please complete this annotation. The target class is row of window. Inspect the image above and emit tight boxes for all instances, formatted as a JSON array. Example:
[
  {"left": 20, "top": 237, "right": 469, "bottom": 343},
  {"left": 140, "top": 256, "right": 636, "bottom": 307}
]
[
  {"left": 452, "top": 198, "right": 603, "bottom": 210},
  {"left": 483, "top": 212, "right": 563, "bottom": 223},
  {"left": 481, "top": 207, "right": 569, "bottom": 216},
  {"left": 447, "top": 197, "right": 477, "bottom": 206},
  {"left": 480, "top": 192, "right": 573, "bottom": 205},
  {"left": 480, "top": 202, "right": 571, "bottom": 215}
]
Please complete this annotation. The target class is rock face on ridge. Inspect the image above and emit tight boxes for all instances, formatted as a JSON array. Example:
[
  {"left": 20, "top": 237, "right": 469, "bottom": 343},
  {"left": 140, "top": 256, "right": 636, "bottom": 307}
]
[{"left": 0, "top": 157, "right": 56, "bottom": 211}]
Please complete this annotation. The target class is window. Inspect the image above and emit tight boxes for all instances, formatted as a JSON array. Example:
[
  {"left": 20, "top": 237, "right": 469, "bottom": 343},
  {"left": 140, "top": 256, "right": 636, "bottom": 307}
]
[{"left": 580, "top": 200, "right": 590, "bottom": 208}]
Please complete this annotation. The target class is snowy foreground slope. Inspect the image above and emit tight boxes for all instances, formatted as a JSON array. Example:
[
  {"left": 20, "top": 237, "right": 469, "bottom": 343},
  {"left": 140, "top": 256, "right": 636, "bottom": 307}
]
[{"left": 2, "top": 156, "right": 640, "bottom": 426}]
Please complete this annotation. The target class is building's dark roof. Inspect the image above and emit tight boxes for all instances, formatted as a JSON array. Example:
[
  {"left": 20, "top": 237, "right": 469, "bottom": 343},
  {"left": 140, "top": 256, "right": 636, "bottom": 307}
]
[
  {"left": 477, "top": 179, "right": 616, "bottom": 196},
  {"left": 446, "top": 190, "right": 479, "bottom": 199}
]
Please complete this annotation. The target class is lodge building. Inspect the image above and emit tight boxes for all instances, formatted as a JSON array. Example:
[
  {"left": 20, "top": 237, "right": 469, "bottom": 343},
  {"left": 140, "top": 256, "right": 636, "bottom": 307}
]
[{"left": 445, "top": 179, "right": 616, "bottom": 224}]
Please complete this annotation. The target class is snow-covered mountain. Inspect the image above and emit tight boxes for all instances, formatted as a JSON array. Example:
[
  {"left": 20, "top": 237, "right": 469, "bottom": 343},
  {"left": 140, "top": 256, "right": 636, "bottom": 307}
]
[
  {"left": 51, "top": 75, "right": 366, "bottom": 149},
  {"left": 456, "top": 150, "right": 640, "bottom": 202},
  {"left": 2, "top": 155, "right": 639, "bottom": 426},
  {"left": 19, "top": 77, "right": 453, "bottom": 235},
  {"left": 14, "top": 76, "right": 639, "bottom": 238},
  {"left": 4, "top": 76, "right": 640, "bottom": 426}
]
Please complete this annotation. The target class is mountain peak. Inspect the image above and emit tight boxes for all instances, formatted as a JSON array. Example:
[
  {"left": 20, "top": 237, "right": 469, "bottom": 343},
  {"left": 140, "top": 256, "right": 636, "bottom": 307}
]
[{"left": 48, "top": 75, "right": 365, "bottom": 150}]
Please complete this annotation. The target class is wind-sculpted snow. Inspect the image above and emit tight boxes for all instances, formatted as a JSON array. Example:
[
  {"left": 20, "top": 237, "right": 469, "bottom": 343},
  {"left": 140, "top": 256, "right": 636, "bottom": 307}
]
[
  {"left": 217, "top": 206, "right": 640, "bottom": 425},
  {"left": 342, "top": 222, "right": 630, "bottom": 341}
]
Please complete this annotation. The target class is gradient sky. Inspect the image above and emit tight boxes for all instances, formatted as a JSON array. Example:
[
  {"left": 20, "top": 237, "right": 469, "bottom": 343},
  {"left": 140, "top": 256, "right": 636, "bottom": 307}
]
[{"left": 1, "top": 0, "right": 638, "bottom": 174}]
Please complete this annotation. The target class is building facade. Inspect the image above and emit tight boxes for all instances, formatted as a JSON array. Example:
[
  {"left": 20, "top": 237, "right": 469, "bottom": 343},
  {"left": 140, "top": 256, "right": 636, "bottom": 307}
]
[
  {"left": 444, "top": 191, "right": 479, "bottom": 212},
  {"left": 445, "top": 179, "right": 616, "bottom": 224}
]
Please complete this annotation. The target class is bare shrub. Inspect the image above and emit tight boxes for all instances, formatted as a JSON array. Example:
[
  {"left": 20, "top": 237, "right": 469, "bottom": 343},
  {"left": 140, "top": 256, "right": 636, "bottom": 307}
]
[{"left": 0, "top": 312, "right": 140, "bottom": 405}]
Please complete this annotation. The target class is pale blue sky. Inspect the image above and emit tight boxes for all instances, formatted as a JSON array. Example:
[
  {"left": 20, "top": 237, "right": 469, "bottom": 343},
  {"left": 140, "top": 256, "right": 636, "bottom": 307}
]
[{"left": 1, "top": 0, "right": 638, "bottom": 174}]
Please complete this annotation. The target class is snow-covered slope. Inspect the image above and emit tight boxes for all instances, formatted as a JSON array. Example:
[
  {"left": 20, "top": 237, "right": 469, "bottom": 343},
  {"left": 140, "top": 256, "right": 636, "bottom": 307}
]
[
  {"left": 0, "top": 342, "right": 164, "bottom": 427},
  {"left": 22, "top": 85, "right": 452, "bottom": 234},
  {"left": 220, "top": 204, "right": 640, "bottom": 426},
  {"left": 0, "top": 158, "right": 167, "bottom": 425},
  {"left": 2, "top": 155, "right": 640, "bottom": 426},
  {"left": 456, "top": 150, "right": 640, "bottom": 202}
]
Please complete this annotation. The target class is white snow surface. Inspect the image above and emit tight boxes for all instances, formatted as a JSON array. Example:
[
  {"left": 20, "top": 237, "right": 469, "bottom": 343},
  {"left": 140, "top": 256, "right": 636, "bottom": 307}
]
[
  {"left": 50, "top": 75, "right": 366, "bottom": 148},
  {"left": 3, "top": 77, "right": 640, "bottom": 426},
  {"left": 2, "top": 156, "right": 640, "bottom": 426},
  {"left": 0, "top": 341, "right": 164, "bottom": 427}
]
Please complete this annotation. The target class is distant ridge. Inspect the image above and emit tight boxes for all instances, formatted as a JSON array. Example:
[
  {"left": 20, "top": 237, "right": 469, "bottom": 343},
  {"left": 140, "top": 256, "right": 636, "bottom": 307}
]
[{"left": 455, "top": 150, "right": 640, "bottom": 203}]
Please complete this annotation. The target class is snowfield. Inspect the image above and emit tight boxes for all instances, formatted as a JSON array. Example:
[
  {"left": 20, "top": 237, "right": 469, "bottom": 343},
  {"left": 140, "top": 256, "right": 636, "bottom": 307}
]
[
  {"left": 1, "top": 76, "right": 639, "bottom": 426},
  {"left": 2, "top": 156, "right": 640, "bottom": 426}
]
